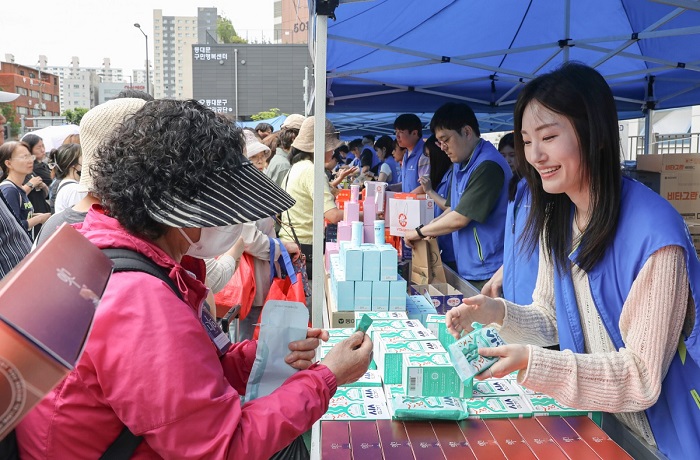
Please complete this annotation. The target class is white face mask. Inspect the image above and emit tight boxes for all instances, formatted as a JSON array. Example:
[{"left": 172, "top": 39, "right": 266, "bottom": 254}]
[{"left": 178, "top": 225, "right": 243, "bottom": 259}]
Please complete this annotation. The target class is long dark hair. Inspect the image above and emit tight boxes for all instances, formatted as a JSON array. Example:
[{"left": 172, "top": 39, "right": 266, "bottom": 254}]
[
  {"left": 498, "top": 133, "right": 520, "bottom": 201},
  {"left": 424, "top": 135, "right": 452, "bottom": 188},
  {"left": 513, "top": 62, "right": 621, "bottom": 273},
  {"left": 290, "top": 147, "right": 313, "bottom": 165}
]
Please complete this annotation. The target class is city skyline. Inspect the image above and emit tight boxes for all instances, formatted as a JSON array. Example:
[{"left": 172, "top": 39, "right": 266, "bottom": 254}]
[{"left": 2, "top": 0, "right": 277, "bottom": 77}]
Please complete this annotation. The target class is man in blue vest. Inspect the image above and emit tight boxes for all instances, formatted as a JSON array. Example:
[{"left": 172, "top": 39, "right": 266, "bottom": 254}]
[
  {"left": 394, "top": 114, "right": 428, "bottom": 194},
  {"left": 359, "top": 134, "right": 382, "bottom": 177},
  {"left": 403, "top": 103, "right": 512, "bottom": 289}
]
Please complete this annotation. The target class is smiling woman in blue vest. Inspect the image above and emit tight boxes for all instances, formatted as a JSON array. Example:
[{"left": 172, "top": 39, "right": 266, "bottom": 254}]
[{"left": 446, "top": 62, "right": 700, "bottom": 459}]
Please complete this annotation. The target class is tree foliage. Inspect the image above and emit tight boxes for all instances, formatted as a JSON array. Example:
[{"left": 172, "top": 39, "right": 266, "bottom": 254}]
[
  {"left": 217, "top": 16, "right": 248, "bottom": 44},
  {"left": 62, "top": 108, "right": 89, "bottom": 125},
  {"left": 0, "top": 104, "right": 20, "bottom": 138},
  {"left": 250, "top": 108, "right": 284, "bottom": 121}
]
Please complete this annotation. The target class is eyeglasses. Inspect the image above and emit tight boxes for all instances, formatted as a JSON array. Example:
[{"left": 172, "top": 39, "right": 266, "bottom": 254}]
[
  {"left": 435, "top": 136, "right": 452, "bottom": 149},
  {"left": 12, "top": 154, "right": 36, "bottom": 161}
]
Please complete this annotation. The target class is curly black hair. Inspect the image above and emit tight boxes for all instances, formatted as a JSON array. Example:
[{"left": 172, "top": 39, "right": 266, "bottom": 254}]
[{"left": 90, "top": 99, "right": 245, "bottom": 240}]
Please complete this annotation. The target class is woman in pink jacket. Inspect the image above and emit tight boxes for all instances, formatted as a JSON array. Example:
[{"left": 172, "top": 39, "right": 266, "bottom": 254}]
[{"left": 16, "top": 99, "right": 372, "bottom": 459}]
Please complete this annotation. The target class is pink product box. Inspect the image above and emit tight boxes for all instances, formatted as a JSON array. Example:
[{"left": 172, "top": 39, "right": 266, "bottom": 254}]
[
  {"left": 325, "top": 242, "right": 339, "bottom": 271},
  {"left": 363, "top": 199, "right": 377, "bottom": 225},
  {"left": 363, "top": 224, "right": 375, "bottom": 244},
  {"left": 344, "top": 201, "right": 360, "bottom": 223},
  {"left": 337, "top": 221, "right": 352, "bottom": 242}
]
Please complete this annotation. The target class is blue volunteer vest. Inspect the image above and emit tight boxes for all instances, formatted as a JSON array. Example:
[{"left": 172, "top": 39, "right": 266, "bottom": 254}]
[
  {"left": 401, "top": 137, "right": 425, "bottom": 193},
  {"left": 363, "top": 145, "right": 382, "bottom": 170},
  {"left": 553, "top": 177, "right": 700, "bottom": 459},
  {"left": 503, "top": 178, "right": 539, "bottom": 304},
  {"left": 435, "top": 168, "right": 455, "bottom": 263},
  {"left": 382, "top": 156, "right": 400, "bottom": 185},
  {"left": 450, "top": 139, "right": 511, "bottom": 281}
]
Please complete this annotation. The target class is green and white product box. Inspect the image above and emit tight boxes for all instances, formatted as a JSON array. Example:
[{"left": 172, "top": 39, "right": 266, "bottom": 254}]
[
  {"left": 527, "top": 395, "right": 592, "bottom": 416},
  {"left": 447, "top": 323, "right": 506, "bottom": 383},
  {"left": 354, "top": 311, "right": 408, "bottom": 321},
  {"left": 375, "top": 328, "right": 435, "bottom": 344},
  {"left": 467, "top": 396, "right": 533, "bottom": 419},
  {"left": 384, "top": 384, "right": 468, "bottom": 421},
  {"left": 325, "top": 335, "right": 351, "bottom": 345},
  {"left": 340, "top": 369, "right": 383, "bottom": 388},
  {"left": 518, "top": 385, "right": 544, "bottom": 395},
  {"left": 472, "top": 378, "right": 523, "bottom": 397},
  {"left": 368, "top": 318, "right": 426, "bottom": 341},
  {"left": 425, "top": 314, "right": 457, "bottom": 348},
  {"left": 322, "top": 386, "right": 391, "bottom": 420},
  {"left": 377, "top": 340, "right": 445, "bottom": 384},
  {"left": 402, "top": 353, "right": 468, "bottom": 398},
  {"left": 327, "top": 328, "right": 355, "bottom": 337}
]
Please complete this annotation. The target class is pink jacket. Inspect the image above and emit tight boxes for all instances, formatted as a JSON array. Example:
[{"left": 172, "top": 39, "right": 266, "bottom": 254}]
[{"left": 16, "top": 208, "right": 336, "bottom": 459}]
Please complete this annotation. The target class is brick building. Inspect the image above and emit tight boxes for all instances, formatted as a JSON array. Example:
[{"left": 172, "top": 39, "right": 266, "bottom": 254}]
[{"left": 0, "top": 62, "right": 61, "bottom": 137}]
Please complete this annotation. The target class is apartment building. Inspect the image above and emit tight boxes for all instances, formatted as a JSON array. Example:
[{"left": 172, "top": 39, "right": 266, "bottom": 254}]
[{"left": 153, "top": 7, "right": 217, "bottom": 99}]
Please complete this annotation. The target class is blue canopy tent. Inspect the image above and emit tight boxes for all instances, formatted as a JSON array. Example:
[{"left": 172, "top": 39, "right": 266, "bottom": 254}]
[
  {"left": 305, "top": 0, "right": 700, "bottom": 327},
  {"left": 236, "top": 115, "right": 287, "bottom": 132}
]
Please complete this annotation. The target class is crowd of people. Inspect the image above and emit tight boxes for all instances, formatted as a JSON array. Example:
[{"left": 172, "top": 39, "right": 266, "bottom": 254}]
[{"left": 0, "top": 63, "right": 697, "bottom": 459}]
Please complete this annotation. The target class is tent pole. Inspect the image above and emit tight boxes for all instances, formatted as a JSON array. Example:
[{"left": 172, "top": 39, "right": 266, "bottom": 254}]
[
  {"left": 312, "top": 12, "right": 328, "bottom": 329},
  {"left": 564, "top": 0, "right": 571, "bottom": 61},
  {"left": 644, "top": 109, "right": 653, "bottom": 155}
]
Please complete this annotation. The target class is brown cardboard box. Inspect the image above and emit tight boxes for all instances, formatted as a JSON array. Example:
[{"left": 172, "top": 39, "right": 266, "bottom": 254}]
[
  {"left": 635, "top": 154, "right": 700, "bottom": 219},
  {"left": 658, "top": 171, "right": 700, "bottom": 220},
  {"left": 0, "top": 224, "right": 112, "bottom": 438},
  {"left": 685, "top": 220, "right": 700, "bottom": 257},
  {"left": 636, "top": 153, "right": 700, "bottom": 173}
]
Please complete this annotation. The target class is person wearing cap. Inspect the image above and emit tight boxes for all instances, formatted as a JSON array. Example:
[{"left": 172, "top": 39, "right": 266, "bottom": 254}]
[
  {"left": 33, "top": 97, "right": 148, "bottom": 247},
  {"left": 280, "top": 116, "right": 345, "bottom": 281},
  {"left": 266, "top": 113, "right": 305, "bottom": 187},
  {"left": 16, "top": 100, "right": 372, "bottom": 459},
  {"left": 244, "top": 129, "right": 272, "bottom": 173},
  {"left": 234, "top": 130, "right": 300, "bottom": 340}
]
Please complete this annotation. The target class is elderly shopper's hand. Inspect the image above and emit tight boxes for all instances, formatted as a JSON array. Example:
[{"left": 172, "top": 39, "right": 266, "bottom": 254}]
[
  {"left": 446, "top": 295, "right": 505, "bottom": 339},
  {"left": 286, "top": 327, "right": 329, "bottom": 370},
  {"left": 474, "top": 344, "right": 529, "bottom": 381},
  {"left": 337, "top": 166, "right": 359, "bottom": 179},
  {"left": 322, "top": 331, "right": 372, "bottom": 386},
  {"left": 285, "top": 327, "right": 329, "bottom": 370},
  {"left": 283, "top": 241, "right": 300, "bottom": 258}
]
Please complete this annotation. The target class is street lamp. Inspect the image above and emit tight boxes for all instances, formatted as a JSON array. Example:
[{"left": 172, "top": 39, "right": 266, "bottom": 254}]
[{"left": 133, "top": 23, "right": 150, "bottom": 95}]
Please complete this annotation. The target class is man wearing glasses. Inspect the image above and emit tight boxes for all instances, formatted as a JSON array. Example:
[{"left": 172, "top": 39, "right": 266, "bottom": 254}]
[{"left": 403, "top": 103, "right": 512, "bottom": 289}]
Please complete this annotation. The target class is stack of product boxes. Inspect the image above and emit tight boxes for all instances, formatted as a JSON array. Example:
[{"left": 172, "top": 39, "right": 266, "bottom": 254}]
[
  {"left": 320, "top": 312, "right": 597, "bottom": 422},
  {"left": 327, "top": 184, "right": 407, "bottom": 313}
]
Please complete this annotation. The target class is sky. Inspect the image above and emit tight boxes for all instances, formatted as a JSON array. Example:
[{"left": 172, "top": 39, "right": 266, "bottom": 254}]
[{"left": 1, "top": 0, "right": 276, "bottom": 76}]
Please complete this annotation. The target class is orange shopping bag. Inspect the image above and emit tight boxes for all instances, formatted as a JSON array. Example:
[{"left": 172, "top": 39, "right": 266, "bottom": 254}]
[{"left": 213, "top": 253, "right": 256, "bottom": 319}]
